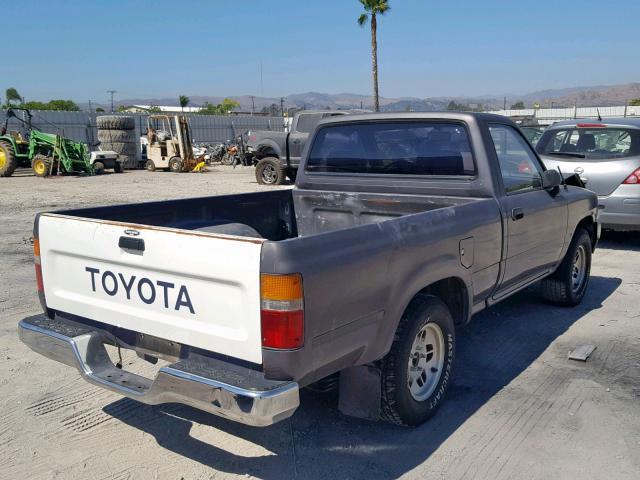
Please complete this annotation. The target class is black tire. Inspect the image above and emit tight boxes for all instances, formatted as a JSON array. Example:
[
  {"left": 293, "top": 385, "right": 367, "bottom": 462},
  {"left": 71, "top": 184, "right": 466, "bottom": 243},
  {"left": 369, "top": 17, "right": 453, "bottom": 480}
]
[
  {"left": 0, "top": 140, "right": 18, "bottom": 177},
  {"left": 169, "top": 157, "right": 183, "bottom": 173},
  {"left": 541, "top": 228, "right": 592, "bottom": 306},
  {"left": 145, "top": 160, "right": 156, "bottom": 172},
  {"left": 255, "top": 157, "right": 284, "bottom": 185},
  {"left": 380, "top": 294, "right": 455, "bottom": 426},
  {"left": 96, "top": 115, "right": 135, "bottom": 131},
  {"left": 114, "top": 161, "right": 124, "bottom": 173},
  {"left": 97, "top": 130, "right": 136, "bottom": 143},
  {"left": 93, "top": 161, "right": 105, "bottom": 175},
  {"left": 98, "top": 142, "right": 138, "bottom": 154},
  {"left": 31, "top": 154, "right": 52, "bottom": 178}
]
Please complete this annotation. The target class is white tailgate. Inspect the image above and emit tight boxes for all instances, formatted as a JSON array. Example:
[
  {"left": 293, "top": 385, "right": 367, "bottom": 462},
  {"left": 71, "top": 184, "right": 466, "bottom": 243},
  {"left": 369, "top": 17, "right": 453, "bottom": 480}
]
[{"left": 39, "top": 214, "right": 264, "bottom": 364}]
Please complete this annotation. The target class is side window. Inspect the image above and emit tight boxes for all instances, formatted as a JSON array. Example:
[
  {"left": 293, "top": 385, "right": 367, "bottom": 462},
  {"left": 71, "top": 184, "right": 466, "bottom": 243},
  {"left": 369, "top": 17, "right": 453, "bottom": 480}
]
[{"left": 489, "top": 124, "right": 543, "bottom": 194}]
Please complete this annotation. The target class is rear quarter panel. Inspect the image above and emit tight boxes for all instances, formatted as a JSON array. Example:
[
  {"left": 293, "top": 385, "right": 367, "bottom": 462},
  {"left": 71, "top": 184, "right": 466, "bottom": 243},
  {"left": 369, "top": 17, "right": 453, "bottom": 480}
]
[{"left": 260, "top": 199, "right": 502, "bottom": 384}]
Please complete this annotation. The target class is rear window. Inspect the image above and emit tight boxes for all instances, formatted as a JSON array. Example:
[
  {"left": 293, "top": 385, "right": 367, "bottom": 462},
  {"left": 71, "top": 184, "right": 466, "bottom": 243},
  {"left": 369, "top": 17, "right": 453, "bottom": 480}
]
[
  {"left": 295, "top": 114, "right": 323, "bottom": 133},
  {"left": 306, "top": 121, "right": 475, "bottom": 176},
  {"left": 538, "top": 127, "right": 640, "bottom": 159}
]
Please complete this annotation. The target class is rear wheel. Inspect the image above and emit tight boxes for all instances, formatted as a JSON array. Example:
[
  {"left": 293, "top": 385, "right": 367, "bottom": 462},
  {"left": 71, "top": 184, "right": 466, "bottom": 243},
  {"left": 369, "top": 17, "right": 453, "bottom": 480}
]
[
  {"left": 32, "top": 154, "right": 52, "bottom": 177},
  {"left": 541, "top": 228, "right": 592, "bottom": 306},
  {"left": 0, "top": 140, "right": 17, "bottom": 177},
  {"left": 380, "top": 295, "right": 455, "bottom": 426},
  {"left": 169, "top": 157, "right": 183, "bottom": 173},
  {"left": 93, "top": 161, "right": 105, "bottom": 175},
  {"left": 255, "top": 157, "right": 284, "bottom": 185}
]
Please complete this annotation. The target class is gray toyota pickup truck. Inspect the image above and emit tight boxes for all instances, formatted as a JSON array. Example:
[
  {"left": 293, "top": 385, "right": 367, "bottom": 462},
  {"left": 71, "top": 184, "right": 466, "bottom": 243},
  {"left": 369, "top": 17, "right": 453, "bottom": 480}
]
[
  {"left": 245, "top": 110, "right": 348, "bottom": 185},
  {"left": 20, "top": 113, "right": 599, "bottom": 427}
]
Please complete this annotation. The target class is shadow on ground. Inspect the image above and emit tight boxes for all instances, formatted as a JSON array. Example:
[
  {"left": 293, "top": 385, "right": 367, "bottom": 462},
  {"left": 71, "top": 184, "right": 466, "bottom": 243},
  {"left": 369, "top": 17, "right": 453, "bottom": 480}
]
[
  {"left": 104, "top": 275, "right": 621, "bottom": 479},
  {"left": 598, "top": 230, "right": 640, "bottom": 252}
]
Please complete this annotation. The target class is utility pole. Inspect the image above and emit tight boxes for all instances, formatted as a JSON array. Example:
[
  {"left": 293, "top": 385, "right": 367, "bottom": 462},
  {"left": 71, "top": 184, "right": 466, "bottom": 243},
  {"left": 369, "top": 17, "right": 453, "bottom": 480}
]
[
  {"left": 280, "top": 97, "right": 285, "bottom": 117},
  {"left": 259, "top": 62, "right": 264, "bottom": 96},
  {"left": 503, "top": 96, "right": 507, "bottom": 110},
  {"left": 250, "top": 96, "right": 255, "bottom": 116},
  {"left": 88, "top": 100, "right": 92, "bottom": 113},
  {"left": 107, "top": 90, "right": 117, "bottom": 113}
]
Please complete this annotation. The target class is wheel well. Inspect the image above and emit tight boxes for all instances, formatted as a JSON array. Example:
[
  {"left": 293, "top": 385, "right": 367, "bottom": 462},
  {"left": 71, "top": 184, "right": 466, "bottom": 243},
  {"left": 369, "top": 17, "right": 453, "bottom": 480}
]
[
  {"left": 258, "top": 147, "right": 279, "bottom": 159},
  {"left": 576, "top": 216, "right": 596, "bottom": 251},
  {"left": 417, "top": 277, "right": 468, "bottom": 326}
]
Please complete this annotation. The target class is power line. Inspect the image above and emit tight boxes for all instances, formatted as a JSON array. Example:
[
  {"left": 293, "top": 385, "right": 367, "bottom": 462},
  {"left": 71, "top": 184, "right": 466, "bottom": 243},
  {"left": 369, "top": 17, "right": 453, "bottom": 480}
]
[{"left": 107, "top": 90, "right": 117, "bottom": 113}]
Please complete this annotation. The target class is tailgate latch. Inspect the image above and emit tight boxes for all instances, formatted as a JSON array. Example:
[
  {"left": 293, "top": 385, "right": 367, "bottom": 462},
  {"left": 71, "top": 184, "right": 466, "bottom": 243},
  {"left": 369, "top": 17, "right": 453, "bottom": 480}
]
[{"left": 118, "top": 236, "right": 145, "bottom": 252}]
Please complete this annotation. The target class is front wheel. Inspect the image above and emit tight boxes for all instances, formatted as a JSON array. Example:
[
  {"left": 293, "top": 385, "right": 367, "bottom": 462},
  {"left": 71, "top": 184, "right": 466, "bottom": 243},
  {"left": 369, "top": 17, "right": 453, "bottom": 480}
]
[
  {"left": 380, "top": 295, "right": 455, "bottom": 426},
  {"left": 145, "top": 160, "right": 156, "bottom": 172},
  {"left": 169, "top": 157, "right": 183, "bottom": 173},
  {"left": 93, "top": 161, "right": 105, "bottom": 175},
  {"left": 32, "top": 154, "right": 52, "bottom": 177},
  {"left": 541, "top": 228, "right": 592, "bottom": 306}
]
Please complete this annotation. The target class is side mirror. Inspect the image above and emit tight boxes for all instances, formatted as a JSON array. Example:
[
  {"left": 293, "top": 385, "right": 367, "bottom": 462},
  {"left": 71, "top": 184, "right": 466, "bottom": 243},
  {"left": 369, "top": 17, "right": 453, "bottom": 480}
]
[{"left": 542, "top": 169, "right": 562, "bottom": 190}]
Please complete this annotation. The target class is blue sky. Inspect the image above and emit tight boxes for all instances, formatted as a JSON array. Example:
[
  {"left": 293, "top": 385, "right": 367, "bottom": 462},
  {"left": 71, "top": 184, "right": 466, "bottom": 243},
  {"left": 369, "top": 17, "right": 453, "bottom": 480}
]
[{"left": 3, "top": 0, "right": 639, "bottom": 104}]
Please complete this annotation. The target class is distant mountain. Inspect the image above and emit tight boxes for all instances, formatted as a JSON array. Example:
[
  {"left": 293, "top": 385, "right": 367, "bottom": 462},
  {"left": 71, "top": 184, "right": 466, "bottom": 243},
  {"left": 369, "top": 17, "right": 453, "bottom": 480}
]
[{"left": 106, "top": 82, "right": 640, "bottom": 113}]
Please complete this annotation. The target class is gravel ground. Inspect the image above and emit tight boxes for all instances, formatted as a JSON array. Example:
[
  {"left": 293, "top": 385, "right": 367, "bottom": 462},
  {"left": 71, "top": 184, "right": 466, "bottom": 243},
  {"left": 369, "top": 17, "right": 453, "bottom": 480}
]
[{"left": 1, "top": 168, "right": 639, "bottom": 480}]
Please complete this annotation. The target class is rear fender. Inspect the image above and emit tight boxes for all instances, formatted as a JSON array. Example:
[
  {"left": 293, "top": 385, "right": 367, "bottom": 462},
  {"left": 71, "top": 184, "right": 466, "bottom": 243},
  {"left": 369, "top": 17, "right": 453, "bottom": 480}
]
[{"left": 256, "top": 139, "right": 283, "bottom": 159}]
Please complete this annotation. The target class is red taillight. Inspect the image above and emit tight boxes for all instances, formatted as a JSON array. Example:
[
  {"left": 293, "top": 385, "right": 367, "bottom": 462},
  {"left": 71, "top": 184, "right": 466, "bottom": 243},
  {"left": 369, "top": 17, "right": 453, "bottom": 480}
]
[
  {"left": 260, "top": 310, "right": 304, "bottom": 349},
  {"left": 577, "top": 123, "right": 606, "bottom": 128},
  {"left": 260, "top": 274, "right": 304, "bottom": 349},
  {"left": 623, "top": 167, "right": 640, "bottom": 185},
  {"left": 34, "top": 238, "right": 44, "bottom": 292}
]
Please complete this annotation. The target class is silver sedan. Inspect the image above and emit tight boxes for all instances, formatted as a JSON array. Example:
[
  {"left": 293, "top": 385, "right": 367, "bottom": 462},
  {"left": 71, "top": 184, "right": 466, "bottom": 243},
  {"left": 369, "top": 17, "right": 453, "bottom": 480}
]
[{"left": 537, "top": 118, "right": 640, "bottom": 231}]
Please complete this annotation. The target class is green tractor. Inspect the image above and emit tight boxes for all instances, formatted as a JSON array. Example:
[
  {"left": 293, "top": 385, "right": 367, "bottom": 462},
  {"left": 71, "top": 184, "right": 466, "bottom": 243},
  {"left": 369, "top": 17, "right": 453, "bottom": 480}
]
[{"left": 0, "top": 108, "right": 93, "bottom": 177}]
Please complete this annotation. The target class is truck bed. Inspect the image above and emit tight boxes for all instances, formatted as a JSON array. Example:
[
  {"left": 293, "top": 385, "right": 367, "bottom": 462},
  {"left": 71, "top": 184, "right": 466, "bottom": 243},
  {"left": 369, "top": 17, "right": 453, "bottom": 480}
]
[{"left": 60, "top": 189, "right": 481, "bottom": 240}]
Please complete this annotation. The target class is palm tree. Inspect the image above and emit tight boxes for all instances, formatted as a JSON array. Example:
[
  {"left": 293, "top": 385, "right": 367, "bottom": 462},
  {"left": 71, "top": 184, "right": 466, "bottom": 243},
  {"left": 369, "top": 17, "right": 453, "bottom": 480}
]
[
  {"left": 179, "top": 95, "right": 190, "bottom": 113},
  {"left": 357, "top": 0, "right": 390, "bottom": 112}
]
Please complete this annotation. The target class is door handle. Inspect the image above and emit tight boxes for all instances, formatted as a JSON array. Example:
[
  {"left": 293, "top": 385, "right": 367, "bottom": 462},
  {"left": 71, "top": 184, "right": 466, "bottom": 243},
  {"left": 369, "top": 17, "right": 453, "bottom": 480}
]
[{"left": 511, "top": 208, "right": 525, "bottom": 221}]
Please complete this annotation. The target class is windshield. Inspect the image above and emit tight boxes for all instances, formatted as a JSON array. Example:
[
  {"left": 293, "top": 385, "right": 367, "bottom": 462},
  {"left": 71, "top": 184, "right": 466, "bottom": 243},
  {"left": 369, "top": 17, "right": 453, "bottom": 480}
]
[
  {"left": 306, "top": 121, "right": 475, "bottom": 176},
  {"left": 537, "top": 127, "right": 640, "bottom": 160}
]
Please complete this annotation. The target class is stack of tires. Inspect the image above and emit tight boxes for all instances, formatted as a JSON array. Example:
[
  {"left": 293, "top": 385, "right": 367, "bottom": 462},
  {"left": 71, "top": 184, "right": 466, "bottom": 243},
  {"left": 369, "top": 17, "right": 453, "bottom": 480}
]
[{"left": 96, "top": 116, "right": 138, "bottom": 168}]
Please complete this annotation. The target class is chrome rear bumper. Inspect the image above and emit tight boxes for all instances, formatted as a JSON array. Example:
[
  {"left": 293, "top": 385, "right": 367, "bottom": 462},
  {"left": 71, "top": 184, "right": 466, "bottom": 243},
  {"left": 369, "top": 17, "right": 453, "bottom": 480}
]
[{"left": 19, "top": 315, "right": 299, "bottom": 427}]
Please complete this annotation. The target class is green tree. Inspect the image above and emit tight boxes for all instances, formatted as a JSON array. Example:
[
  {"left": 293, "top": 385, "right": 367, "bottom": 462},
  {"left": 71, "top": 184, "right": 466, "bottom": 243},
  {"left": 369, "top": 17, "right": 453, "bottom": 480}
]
[
  {"left": 629, "top": 99, "right": 640, "bottom": 106},
  {"left": 260, "top": 103, "right": 280, "bottom": 116},
  {"left": 510, "top": 101, "right": 526, "bottom": 110},
  {"left": 95, "top": 107, "right": 105, "bottom": 112},
  {"left": 147, "top": 104, "right": 162, "bottom": 113},
  {"left": 357, "top": 0, "right": 390, "bottom": 112},
  {"left": 116, "top": 105, "right": 128, "bottom": 112},
  {"left": 219, "top": 98, "right": 240, "bottom": 114},
  {"left": 22, "top": 99, "right": 79, "bottom": 111},
  {"left": 179, "top": 95, "right": 190, "bottom": 113},
  {"left": 5, "top": 87, "right": 22, "bottom": 105},
  {"left": 198, "top": 98, "right": 240, "bottom": 115}
]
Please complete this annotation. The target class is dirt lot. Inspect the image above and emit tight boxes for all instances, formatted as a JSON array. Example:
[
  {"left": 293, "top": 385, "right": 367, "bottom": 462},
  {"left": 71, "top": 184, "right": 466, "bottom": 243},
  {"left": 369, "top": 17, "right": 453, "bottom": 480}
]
[{"left": 1, "top": 168, "right": 639, "bottom": 480}]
